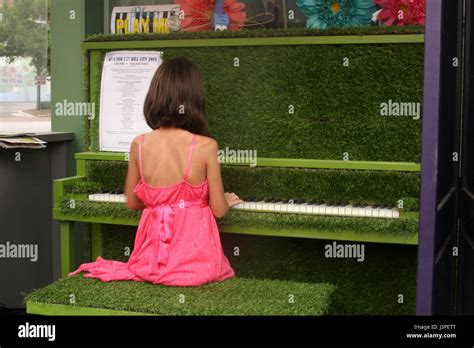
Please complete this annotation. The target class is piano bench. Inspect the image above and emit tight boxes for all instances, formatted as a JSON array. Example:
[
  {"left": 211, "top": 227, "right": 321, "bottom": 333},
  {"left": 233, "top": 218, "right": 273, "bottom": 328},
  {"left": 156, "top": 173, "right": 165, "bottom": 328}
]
[{"left": 25, "top": 275, "right": 335, "bottom": 316}]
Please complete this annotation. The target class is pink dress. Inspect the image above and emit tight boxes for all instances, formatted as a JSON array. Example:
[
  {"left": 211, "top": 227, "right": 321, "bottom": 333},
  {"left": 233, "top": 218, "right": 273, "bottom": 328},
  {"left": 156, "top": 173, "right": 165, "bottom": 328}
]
[{"left": 69, "top": 133, "right": 235, "bottom": 286}]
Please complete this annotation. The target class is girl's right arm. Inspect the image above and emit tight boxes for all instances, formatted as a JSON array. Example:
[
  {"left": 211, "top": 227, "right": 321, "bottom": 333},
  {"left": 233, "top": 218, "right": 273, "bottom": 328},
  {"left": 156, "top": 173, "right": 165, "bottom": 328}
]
[{"left": 206, "top": 139, "right": 242, "bottom": 218}]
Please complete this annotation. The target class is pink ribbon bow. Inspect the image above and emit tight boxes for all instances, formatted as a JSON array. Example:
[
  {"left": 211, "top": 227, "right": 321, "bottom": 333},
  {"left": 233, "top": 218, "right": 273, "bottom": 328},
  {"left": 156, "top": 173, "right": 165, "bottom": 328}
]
[{"left": 144, "top": 199, "right": 208, "bottom": 269}]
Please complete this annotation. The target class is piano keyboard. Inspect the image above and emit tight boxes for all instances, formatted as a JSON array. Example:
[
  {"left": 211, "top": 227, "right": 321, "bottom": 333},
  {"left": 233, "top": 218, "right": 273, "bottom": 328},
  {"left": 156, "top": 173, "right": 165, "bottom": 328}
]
[
  {"left": 232, "top": 200, "right": 400, "bottom": 219},
  {"left": 89, "top": 193, "right": 126, "bottom": 204},
  {"left": 87, "top": 194, "right": 399, "bottom": 219}
]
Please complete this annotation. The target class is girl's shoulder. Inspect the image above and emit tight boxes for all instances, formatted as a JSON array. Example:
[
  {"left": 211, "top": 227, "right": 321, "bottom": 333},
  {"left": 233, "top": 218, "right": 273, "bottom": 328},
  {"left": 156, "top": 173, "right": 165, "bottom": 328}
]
[
  {"left": 196, "top": 134, "right": 217, "bottom": 145},
  {"left": 195, "top": 134, "right": 218, "bottom": 154}
]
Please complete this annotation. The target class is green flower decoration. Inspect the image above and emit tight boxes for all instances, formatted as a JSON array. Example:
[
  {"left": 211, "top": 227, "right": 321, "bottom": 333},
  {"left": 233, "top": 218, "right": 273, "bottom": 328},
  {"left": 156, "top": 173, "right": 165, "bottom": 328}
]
[{"left": 296, "top": 0, "right": 377, "bottom": 29}]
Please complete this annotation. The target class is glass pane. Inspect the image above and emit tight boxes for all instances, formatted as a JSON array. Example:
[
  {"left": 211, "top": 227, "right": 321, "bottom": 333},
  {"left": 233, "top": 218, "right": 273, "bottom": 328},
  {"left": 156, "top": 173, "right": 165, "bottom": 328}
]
[
  {"left": 105, "top": 0, "right": 310, "bottom": 33},
  {"left": 0, "top": 0, "right": 50, "bottom": 133},
  {"left": 242, "top": 0, "right": 305, "bottom": 29}
]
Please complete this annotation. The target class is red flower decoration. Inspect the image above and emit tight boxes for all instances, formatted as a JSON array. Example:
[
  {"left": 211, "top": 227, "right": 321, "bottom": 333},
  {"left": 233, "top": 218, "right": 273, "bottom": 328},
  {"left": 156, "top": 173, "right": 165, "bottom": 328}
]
[
  {"left": 175, "top": 0, "right": 246, "bottom": 31},
  {"left": 375, "top": 0, "right": 425, "bottom": 26}
]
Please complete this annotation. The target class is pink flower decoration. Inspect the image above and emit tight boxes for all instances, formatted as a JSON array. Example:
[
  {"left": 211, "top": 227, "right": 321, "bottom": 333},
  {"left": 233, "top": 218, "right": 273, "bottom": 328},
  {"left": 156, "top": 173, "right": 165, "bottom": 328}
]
[
  {"left": 375, "top": 0, "right": 425, "bottom": 26},
  {"left": 175, "top": 0, "right": 246, "bottom": 32}
]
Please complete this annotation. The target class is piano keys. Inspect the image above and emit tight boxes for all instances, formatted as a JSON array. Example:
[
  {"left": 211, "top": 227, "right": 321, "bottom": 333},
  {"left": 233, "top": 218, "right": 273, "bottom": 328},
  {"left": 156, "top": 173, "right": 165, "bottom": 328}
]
[
  {"left": 232, "top": 200, "right": 400, "bottom": 219},
  {"left": 87, "top": 193, "right": 399, "bottom": 219},
  {"left": 89, "top": 192, "right": 126, "bottom": 204}
]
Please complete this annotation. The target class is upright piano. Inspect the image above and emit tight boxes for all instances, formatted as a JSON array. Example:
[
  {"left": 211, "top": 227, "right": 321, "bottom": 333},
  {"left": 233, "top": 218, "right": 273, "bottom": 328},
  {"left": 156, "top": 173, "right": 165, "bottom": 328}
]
[{"left": 52, "top": 27, "right": 424, "bottom": 280}]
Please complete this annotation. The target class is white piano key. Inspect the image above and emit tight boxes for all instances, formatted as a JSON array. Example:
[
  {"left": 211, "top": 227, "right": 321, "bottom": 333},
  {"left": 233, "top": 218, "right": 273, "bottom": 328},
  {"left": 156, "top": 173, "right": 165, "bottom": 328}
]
[
  {"left": 344, "top": 205, "right": 353, "bottom": 216},
  {"left": 299, "top": 203, "right": 309, "bottom": 214},
  {"left": 379, "top": 208, "right": 389, "bottom": 218},
  {"left": 273, "top": 202, "right": 283, "bottom": 212},
  {"left": 318, "top": 204, "right": 327, "bottom": 215},
  {"left": 326, "top": 205, "right": 338, "bottom": 215},
  {"left": 371, "top": 208, "right": 380, "bottom": 218},
  {"left": 364, "top": 206, "right": 374, "bottom": 217},
  {"left": 287, "top": 203, "right": 298, "bottom": 213}
]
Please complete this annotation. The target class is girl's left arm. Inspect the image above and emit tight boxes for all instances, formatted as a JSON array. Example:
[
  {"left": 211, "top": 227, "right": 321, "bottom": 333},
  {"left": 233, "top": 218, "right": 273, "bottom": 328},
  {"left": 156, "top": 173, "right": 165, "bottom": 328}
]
[{"left": 124, "top": 136, "right": 145, "bottom": 210}]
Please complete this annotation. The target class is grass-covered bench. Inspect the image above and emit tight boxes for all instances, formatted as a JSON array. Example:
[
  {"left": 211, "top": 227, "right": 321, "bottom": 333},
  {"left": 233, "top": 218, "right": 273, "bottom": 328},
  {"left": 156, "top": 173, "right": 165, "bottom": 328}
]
[{"left": 26, "top": 276, "right": 335, "bottom": 316}]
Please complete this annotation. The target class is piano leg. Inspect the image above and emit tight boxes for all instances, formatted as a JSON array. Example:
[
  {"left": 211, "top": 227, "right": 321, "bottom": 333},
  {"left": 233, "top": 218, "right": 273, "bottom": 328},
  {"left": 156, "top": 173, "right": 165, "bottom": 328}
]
[
  {"left": 60, "top": 221, "right": 75, "bottom": 279},
  {"left": 91, "top": 223, "right": 103, "bottom": 262}
]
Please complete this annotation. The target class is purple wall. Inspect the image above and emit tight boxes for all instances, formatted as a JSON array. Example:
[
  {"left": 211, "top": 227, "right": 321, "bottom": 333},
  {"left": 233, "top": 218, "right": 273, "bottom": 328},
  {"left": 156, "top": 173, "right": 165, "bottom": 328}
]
[{"left": 416, "top": 0, "right": 443, "bottom": 315}]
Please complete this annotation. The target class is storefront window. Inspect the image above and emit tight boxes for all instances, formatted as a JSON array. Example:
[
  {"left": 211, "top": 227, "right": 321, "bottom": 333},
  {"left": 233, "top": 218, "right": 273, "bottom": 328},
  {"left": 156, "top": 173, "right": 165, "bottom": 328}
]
[
  {"left": 0, "top": 0, "right": 50, "bottom": 133},
  {"left": 104, "top": 0, "right": 307, "bottom": 33}
]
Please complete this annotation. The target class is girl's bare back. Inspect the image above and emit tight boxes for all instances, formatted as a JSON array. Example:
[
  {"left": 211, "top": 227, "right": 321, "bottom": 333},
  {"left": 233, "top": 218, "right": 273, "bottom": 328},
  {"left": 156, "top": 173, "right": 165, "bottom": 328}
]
[{"left": 140, "top": 128, "right": 207, "bottom": 188}]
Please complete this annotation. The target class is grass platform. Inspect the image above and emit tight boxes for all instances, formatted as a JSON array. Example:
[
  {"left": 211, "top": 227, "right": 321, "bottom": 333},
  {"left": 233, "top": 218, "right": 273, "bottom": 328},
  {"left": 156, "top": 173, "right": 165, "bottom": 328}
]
[{"left": 25, "top": 276, "right": 335, "bottom": 316}]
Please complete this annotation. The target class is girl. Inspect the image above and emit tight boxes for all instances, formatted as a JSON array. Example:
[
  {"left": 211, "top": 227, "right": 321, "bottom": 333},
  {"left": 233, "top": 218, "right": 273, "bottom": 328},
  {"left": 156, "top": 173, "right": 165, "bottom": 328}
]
[{"left": 69, "top": 58, "right": 242, "bottom": 286}]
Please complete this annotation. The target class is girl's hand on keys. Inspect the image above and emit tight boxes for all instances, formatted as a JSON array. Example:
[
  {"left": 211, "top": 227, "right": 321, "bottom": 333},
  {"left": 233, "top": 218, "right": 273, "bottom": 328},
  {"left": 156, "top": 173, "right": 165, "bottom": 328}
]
[{"left": 224, "top": 192, "right": 243, "bottom": 208}]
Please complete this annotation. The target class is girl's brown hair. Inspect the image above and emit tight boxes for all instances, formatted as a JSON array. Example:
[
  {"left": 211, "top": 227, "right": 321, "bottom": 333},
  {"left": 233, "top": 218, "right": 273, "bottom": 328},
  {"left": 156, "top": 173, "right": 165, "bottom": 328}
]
[{"left": 143, "top": 57, "right": 210, "bottom": 136}]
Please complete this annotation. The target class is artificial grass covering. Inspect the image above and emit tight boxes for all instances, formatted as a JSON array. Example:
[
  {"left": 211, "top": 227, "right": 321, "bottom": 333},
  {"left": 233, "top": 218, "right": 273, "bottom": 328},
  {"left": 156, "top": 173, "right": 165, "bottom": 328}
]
[
  {"left": 25, "top": 274, "right": 335, "bottom": 315},
  {"left": 84, "top": 30, "right": 423, "bottom": 162},
  {"left": 220, "top": 233, "right": 417, "bottom": 315},
  {"left": 67, "top": 160, "right": 420, "bottom": 210},
  {"left": 56, "top": 227, "right": 417, "bottom": 315},
  {"left": 221, "top": 166, "right": 420, "bottom": 209},
  {"left": 85, "top": 26, "right": 424, "bottom": 42}
]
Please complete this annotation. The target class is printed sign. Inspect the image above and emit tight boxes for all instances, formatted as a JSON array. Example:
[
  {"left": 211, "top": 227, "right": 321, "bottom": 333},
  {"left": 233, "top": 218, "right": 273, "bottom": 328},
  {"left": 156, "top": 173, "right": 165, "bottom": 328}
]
[
  {"left": 99, "top": 51, "right": 162, "bottom": 152},
  {"left": 110, "top": 5, "right": 183, "bottom": 34}
]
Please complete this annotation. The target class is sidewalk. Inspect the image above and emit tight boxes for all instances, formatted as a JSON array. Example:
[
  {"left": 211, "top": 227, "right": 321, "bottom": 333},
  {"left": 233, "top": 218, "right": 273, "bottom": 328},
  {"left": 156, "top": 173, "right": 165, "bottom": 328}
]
[{"left": 0, "top": 103, "right": 51, "bottom": 133}]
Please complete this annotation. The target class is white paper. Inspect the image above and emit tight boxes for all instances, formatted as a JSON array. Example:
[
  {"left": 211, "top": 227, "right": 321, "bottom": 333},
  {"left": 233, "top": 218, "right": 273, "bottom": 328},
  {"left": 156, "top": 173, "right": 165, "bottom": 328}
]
[{"left": 99, "top": 50, "right": 162, "bottom": 152}]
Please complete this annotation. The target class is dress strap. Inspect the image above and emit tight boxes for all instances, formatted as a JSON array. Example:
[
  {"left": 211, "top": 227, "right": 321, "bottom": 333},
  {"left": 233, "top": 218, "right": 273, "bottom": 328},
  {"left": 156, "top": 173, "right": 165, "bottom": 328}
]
[
  {"left": 138, "top": 134, "right": 145, "bottom": 183},
  {"left": 183, "top": 134, "right": 197, "bottom": 181}
]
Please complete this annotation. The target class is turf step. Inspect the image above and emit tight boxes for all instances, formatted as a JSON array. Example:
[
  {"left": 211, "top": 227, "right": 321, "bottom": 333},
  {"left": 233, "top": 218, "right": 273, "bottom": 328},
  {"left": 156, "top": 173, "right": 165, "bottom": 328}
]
[{"left": 25, "top": 275, "right": 336, "bottom": 316}]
